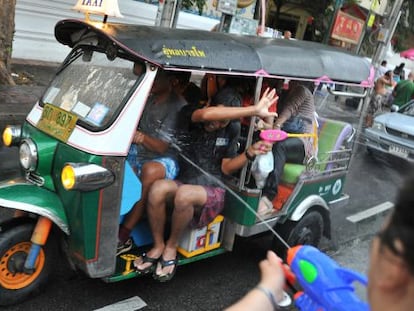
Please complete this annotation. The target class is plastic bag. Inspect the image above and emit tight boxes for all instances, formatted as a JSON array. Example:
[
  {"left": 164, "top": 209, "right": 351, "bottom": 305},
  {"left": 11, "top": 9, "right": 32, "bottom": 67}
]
[{"left": 251, "top": 151, "right": 274, "bottom": 189}]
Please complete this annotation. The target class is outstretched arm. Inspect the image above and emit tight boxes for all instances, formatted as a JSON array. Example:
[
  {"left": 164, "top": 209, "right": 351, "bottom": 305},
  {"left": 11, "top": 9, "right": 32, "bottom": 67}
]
[
  {"left": 191, "top": 88, "right": 278, "bottom": 123},
  {"left": 225, "top": 251, "right": 286, "bottom": 311}
]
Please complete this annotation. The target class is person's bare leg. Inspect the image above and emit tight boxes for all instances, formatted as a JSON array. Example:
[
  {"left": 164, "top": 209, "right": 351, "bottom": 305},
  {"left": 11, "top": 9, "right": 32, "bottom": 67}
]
[
  {"left": 156, "top": 185, "right": 207, "bottom": 276},
  {"left": 120, "top": 162, "right": 166, "bottom": 237},
  {"left": 134, "top": 179, "right": 178, "bottom": 270}
]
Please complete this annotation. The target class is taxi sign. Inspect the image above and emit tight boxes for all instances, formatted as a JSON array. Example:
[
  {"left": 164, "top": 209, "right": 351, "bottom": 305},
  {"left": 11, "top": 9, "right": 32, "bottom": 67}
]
[
  {"left": 37, "top": 104, "right": 78, "bottom": 142},
  {"left": 73, "top": 0, "right": 123, "bottom": 18}
]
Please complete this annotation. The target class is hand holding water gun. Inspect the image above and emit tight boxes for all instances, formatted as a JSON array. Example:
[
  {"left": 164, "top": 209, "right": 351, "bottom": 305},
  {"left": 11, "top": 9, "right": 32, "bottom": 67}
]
[{"left": 281, "top": 245, "right": 370, "bottom": 311}]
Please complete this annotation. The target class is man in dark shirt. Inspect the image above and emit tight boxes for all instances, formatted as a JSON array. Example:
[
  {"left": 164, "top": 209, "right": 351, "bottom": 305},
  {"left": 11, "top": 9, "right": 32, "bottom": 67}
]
[
  {"left": 117, "top": 69, "right": 187, "bottom": 255},
  {"left": 134, "top": 86, "right": 278, "bottom": 281}
]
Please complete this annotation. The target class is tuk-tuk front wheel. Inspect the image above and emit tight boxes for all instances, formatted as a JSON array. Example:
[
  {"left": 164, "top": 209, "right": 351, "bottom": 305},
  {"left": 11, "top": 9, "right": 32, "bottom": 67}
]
[
  {"left": 272, "top": 211, "right": 323, "bottom": 260},
  {"left": 0, "top": 222, "right": 56, "bottom": 306}
]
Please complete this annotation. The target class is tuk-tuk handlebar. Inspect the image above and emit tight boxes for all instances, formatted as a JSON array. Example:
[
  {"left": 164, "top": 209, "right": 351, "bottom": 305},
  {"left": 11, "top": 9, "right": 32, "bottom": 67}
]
[{"left": 326, "top": 88, "right": 368, "bottom": 98}]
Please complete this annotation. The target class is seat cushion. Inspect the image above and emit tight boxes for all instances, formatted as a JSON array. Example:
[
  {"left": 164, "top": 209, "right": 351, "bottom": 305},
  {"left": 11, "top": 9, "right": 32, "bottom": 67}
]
[{"left": 281, "top": 163, "right": 306, "bottom": 184}]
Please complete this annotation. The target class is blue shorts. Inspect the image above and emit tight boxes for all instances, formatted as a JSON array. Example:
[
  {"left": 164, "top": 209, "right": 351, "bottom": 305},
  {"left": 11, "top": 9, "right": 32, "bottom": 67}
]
[{"left": 127, "top": 146, "right": 179, "bottom": 180}]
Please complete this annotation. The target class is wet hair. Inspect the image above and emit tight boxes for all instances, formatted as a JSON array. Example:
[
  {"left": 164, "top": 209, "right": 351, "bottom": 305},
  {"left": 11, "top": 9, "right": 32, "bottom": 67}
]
[
  {"left": 170, "top": 71, "right": 191, "bottom": 86},
  {"left": 379, "top": 173, "right": 414, "bottom": 275}
]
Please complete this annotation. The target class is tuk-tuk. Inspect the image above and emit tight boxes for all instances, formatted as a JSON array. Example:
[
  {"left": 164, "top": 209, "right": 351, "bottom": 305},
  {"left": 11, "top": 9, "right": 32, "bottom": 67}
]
[{"left": 0, "top": 19, "right": 373, "bottom": 305}]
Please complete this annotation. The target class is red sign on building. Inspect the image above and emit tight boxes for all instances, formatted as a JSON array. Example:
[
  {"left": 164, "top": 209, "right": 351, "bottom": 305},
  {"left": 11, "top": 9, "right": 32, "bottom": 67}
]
[{"left": 331, "top": 10, "right": 364, "bottom": 45}]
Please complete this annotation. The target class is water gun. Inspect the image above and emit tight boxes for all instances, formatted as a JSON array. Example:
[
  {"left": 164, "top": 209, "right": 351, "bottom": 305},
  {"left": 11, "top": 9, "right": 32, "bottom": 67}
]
[
  {"left": 281, "top": 245, "right": 370, "bottom": 311},
  {"left": 260, "top": 128, "right": 318, "bottom": 150}
]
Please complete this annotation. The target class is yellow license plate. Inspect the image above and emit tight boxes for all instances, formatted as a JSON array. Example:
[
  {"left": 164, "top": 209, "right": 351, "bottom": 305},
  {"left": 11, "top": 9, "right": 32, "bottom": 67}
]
[{"left": 37, "top": 104, "right": 78, "bottom": 142}]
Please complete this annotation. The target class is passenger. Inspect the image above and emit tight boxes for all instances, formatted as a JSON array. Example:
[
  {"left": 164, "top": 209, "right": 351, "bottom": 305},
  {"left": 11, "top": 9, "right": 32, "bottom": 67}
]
[
  {"left": 241, "top": 78, "right": 278, "bottom": 131},
  {"left": 170, "top": 71, "right": 202, "bottom": 107},
  {"left": 258, "top": 80, "right": 317, "bottom": 214},
  {"left": 226, "top": 173, "right": 414, "bottom": 311},
  {"left": 133, "top": 88, "right": 278, "bottom": 281},
  {"left": 117, "top": 69, "right": 187, "bottom": 255}
]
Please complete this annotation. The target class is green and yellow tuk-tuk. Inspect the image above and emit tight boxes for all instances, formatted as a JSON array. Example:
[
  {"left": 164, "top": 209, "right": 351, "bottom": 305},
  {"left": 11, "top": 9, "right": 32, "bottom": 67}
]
[{"left": 0, "top": 18, "right": 373, "bottom": 305}]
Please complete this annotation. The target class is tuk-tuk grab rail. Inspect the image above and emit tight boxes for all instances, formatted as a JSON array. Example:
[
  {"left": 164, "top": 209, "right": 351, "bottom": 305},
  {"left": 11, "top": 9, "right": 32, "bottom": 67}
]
[{"left": 326, "top": 88, "right": 368, "bottom": 98}]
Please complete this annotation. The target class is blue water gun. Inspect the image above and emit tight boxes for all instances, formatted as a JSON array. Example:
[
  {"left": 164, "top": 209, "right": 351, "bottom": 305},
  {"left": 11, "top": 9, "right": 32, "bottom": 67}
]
[{"left": 283, "top": 245, "right": 370, "bottom": 311}]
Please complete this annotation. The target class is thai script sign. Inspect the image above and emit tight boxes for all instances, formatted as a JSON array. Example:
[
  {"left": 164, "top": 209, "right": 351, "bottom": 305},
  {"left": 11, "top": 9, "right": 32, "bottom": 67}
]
[
  {"left": 331, "top": 10, "right": 364, "bottom": 45},
  {"left": 162, "top": 46, "right": 206, "bottom": 59}
]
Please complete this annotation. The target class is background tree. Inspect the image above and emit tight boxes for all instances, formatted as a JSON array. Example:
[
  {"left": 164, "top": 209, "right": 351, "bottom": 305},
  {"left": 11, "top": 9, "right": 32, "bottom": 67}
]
[
  {"left": 182, "top": 0, "right": 206, "bottom": 15},
  {"left": 393, "top": 0, "right": 414, "bottom": 51},
  {"left": 0, "top": 0, "right": 16, "bottom": 85}
]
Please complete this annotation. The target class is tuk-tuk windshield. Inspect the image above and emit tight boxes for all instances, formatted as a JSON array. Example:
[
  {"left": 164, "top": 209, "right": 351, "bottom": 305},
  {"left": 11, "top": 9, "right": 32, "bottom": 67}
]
[{"left": 40, "top": 48, "right": 141, "bottom": 130}]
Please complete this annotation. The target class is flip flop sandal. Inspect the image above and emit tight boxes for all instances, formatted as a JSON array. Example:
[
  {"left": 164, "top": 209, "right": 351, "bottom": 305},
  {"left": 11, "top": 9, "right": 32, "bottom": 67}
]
[
  {"left": 134, "top": 253, "right": 159, "bottom": 275},
  {"left": 153, "top": 256, "right": 178, "bottom": 282}
]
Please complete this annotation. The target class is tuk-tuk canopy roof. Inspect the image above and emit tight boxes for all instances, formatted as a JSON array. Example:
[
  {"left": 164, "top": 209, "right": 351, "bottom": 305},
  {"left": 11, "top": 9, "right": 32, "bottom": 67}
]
[{"left": 55, "top": 19, "right": 373, "bottom": 85}]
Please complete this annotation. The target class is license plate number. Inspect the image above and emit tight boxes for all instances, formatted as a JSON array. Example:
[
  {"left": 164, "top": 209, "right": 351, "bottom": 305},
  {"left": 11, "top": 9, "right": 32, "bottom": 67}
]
[
  {"left": 388, "top": 144, "right": 409, "bottom": 158},
  {"left": 37, "top": 104, "right": 78, "bottom": 142}
]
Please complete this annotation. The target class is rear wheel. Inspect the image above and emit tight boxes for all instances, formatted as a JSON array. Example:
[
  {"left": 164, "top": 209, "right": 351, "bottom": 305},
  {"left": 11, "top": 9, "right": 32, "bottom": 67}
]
[
  {"left": 0, "top": 222, "right": 57, "bottom": 306},
  {"left": 272, "top": 211, "right": 323, "bottom": 260}
]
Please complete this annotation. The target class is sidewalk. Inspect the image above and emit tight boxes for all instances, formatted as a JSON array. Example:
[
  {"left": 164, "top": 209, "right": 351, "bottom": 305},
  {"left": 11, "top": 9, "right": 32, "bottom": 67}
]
[{"left": 0, "top": 60, "right": 58, "bottom": 132}]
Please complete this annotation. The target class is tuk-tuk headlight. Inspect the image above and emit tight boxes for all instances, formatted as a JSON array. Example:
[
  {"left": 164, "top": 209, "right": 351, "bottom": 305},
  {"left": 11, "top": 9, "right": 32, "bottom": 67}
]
[
  {"left": 61, "top": 163, "right": 114, "bottom": 191},
  {"left": 2, "top": 125, "right": 21, "bottom": 147},
  {"left": 19, "top": 139, "right": 38, "bottom": 171}
]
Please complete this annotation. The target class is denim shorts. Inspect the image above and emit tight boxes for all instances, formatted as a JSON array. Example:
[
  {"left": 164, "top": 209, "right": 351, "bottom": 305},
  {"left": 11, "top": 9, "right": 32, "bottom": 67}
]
[{"left": 127, "top": 146, "right": 179, "bottom": 180}]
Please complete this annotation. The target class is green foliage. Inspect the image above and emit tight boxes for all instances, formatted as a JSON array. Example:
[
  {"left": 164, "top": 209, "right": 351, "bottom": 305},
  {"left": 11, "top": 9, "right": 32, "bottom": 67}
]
[
  {"left": 182, "top": 0, "right": 206, "bottom": 15},
  {"left": 391, "top": 0, "right": 414, "bottom": 52}
]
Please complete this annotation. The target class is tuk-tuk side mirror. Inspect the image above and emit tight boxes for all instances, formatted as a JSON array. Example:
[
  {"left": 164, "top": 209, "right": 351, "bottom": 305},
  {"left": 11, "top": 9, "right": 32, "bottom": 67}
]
[
  {"left": 390, "top": 104, "right": 399, "bottom": 112},
  {"left": 106, "top": 44, "right": 117, "bottom": 61},
  {"left": 82, "top": 50, "right": 93, "bottom": 62}
]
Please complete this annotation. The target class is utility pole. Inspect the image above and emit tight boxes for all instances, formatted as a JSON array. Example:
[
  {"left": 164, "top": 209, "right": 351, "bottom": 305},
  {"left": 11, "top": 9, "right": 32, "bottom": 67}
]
[
  {"left": 351, "top": 0, "right": 404, "bottom": 165},
  {"left": 355, "top": 0, "right": 380, "bottom": 54},
  {"left": 154, "top": 0, "right": 182, "bottom": 28},
  {"left": 323, "top": 0, "right": 344, "bottom": 44}
]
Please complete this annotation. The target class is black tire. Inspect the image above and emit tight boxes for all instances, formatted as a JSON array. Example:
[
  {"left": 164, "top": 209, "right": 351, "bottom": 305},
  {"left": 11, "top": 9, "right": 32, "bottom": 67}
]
[
  {"left": 272, "top": 211, "right": 324, "bottom": 260},
  {"left": 0, "top": 222, "right": 57, "bottom": 306}
]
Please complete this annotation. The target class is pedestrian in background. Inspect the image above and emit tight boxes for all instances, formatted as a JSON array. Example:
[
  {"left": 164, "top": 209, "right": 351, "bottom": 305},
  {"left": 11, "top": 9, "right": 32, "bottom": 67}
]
[
  {"left": 283, "top": 30, "right": 292, "bottom": 40},
  {"left": 375, "top": 60, "right": 388, "bottom": 81},
  {"left": 393, "top": 63, "right": 406, "bottom": 82},
  {"left": 365, "top": 70, "right": 394, "bottom": 127},
  {"left": 391, "top": 72, "right": 414, "bottom": 109}
]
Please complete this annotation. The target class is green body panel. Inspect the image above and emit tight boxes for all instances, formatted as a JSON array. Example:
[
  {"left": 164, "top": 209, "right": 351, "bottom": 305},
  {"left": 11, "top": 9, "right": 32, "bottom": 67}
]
[
  {"left": 223, "top": 173, "right": 347, "bottom": 226},
  {"left": 285, "top": 173, "right": 347, "bottom": 218},
  {"left": 222, "top": 189, "right": 260, "bottom": 226},
  {"left": 0, "top": 181, "right": 68, "bottom": 232},
  {"left": 22, "top": 123, "right": 60, "bottom": 190},
  {"left": 18, "top": 122, "right": 108, "bottom": 262},
  {"left": 52, "top": 143, "right": 103, "bottom": 260}
]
